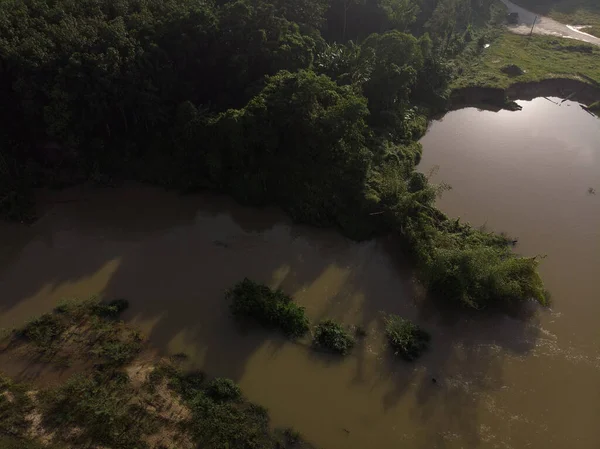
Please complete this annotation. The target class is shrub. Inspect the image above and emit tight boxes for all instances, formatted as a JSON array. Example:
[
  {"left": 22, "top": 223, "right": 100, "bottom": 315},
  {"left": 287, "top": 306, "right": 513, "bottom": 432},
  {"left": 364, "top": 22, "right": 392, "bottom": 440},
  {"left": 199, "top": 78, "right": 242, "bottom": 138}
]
[
  {"left": 18, "top": 314, "right": 67, "bottom": 347},
  {"left": 92, "top": 298, "right": 130, "bottom": 318},
  {"left": 188, "top": 394, "right": 273, "bottom": 449},
  {"left": 228, "top": 278, "right": 309, "bottom": 338},
  {"left": 384, "top": 315, "right": 430, "bottom": 361},
  {"left": 206, "top": 378, "right": 242, "bottom": 403},
  {"left": 0, "top": 374, "right": 33, "bottom": 436},
  {"left": 39, "top": 372, "right": 155, "bottom": 449},
  {"left": 312, "top": 320, "right": 355, "bottom": 355},
  {"left": 92, "top": 334, "right": 143, "bottom": 367}
]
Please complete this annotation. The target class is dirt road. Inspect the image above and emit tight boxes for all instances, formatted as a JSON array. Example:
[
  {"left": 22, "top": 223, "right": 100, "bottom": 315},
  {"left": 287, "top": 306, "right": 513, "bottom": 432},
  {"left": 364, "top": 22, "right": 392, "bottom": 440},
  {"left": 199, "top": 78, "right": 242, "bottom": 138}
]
[{"left": 500, "top": 0, "right": 600, "bottom": 46}]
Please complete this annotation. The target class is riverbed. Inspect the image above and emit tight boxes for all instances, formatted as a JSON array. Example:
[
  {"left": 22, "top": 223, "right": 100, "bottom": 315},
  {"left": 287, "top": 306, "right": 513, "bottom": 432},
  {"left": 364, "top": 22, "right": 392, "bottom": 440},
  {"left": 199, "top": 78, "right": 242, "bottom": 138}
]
[{"left": 0, "top": 97, "right": 599, "bottom": 448}]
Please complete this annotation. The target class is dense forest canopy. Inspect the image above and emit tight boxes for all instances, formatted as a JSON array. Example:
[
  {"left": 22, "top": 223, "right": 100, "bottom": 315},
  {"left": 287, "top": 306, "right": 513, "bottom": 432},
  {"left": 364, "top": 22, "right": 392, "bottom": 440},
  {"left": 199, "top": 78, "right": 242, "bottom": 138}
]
[{"left": 0, "top": 0, "right": 546, "bottom": 309}]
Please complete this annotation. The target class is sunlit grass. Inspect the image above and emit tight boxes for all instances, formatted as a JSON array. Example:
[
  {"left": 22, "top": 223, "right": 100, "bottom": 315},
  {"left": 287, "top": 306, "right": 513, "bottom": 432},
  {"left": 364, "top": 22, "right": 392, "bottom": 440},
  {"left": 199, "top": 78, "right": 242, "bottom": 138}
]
[
  {"left": 515, "top": 0, "right": 600, "bottom": 37},
  {"left": 453, "top": 31, "right": 600, "bottom": 89}
]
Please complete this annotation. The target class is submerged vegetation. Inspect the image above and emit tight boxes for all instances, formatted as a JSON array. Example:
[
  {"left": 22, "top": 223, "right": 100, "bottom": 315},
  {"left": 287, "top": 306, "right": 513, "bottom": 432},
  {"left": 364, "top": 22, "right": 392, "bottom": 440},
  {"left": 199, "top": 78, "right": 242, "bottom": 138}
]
[
  {"left": 313, "top": 320, "right": 356, "bottom": 355},
  {"left": 384, "top": 314, "right": 431, "bottom": 361},
  {"left": 0, "top": 299, "right": 314, "bottom": 449},
  {"left": 228, "top": 278, "right": 310, "bottom": 338}
]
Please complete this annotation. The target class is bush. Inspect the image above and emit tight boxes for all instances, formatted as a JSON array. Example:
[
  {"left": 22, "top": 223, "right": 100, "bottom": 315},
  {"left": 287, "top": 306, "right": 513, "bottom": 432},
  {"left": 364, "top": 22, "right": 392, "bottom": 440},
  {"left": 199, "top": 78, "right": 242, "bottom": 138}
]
[
  {"left": 18, "top": 314, "right": 67, "bottom": 347},
  {"left": 312, "top": 320, "right": 355, "bottom": 355},
  {"left": 0, "top": 374, "right": 33, "bottom": 436},
  {"left": 228, "top": 278, "right": 309, "bottom": 338},
  {"left": 92, "top": 334, "right": 143, "bottom": 367},
  {"left": 39, "top": 372, "right": 155, "bottom": 449},
  {"left": 206, "top": 378, "right": 242, "bottom": 403},
  {"left": 188, "top": 394, "right": 273, "bottom": 449},
  {"left": 92, "top": 298, "right": 130, "bottom": 318},
  {"left": 384, "top": 315, "right": 430, "bottom": 361}
]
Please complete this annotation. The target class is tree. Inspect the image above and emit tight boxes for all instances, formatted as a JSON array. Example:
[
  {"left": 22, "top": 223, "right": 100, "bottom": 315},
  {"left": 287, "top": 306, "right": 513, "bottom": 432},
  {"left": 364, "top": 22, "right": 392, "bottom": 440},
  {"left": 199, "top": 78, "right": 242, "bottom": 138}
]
[
  {"left": 380, "top": 0, "right": 421, "bottom": 31},
  {"left": 206, "top": 70, "right": 373, "bottom": 227}
]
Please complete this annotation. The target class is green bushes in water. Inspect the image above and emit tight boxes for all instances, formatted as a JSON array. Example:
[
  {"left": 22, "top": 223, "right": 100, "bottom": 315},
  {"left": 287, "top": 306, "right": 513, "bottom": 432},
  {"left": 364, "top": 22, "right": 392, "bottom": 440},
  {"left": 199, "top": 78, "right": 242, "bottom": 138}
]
[
  {"left": 384, "top": 314, "right": 431, "bottom": 361},
  {"left": 313, "top": 320, "right": 355, "bottom": 355},
  {"left": 404, "top": 218, "right": 548, "bottom": 309},
  {"left": 228, "top": 278, "right": 309, "bottom": 338}
]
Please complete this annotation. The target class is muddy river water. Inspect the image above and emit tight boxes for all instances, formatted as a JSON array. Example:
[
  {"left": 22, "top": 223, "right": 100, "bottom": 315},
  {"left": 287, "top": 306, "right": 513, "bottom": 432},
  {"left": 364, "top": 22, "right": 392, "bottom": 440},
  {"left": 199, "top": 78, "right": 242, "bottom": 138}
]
[{"left": 0, "top": 97, "right": 599, "bottom": 448}]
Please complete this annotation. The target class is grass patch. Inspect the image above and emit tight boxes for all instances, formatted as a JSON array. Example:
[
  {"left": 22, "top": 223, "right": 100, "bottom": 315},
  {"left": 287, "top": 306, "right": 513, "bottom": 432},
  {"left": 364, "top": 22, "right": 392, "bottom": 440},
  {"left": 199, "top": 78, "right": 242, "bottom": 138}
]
[
  {"left": 228, "top": 278, "right": 309, "bottom": 338},
  {"left": 0, "top": 373, "right": 34, "bottom": 437},
  {"left": 38, "top": 372, "right": 157, "bottom": 449},
  {"left": 206, "top": 378, "right": 242, "bottom": 403},
  {"left": 312, "top": 320, "right": 355, "bottom": 355},
  {"left": 384, "top": 315, "right": 431, "bottom": 361},
  {"left": 515, "top": 0, "right": 600, "bottom": 37},
  {"left": 0, "top": 436, "right": 65, "bottom": 449},
  {"left": 453, "top": 31, "right": 600, "bottom": 89},
  {"left": 9, "top": 298, "right": 142, "bottom": 367}
]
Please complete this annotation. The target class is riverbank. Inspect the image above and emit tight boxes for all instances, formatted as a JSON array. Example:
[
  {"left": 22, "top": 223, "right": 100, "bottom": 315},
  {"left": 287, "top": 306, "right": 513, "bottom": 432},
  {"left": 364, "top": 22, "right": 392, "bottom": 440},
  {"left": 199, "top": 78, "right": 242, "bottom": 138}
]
[{"left": 451, "top": 31, "right": 600, "bottom": 110}]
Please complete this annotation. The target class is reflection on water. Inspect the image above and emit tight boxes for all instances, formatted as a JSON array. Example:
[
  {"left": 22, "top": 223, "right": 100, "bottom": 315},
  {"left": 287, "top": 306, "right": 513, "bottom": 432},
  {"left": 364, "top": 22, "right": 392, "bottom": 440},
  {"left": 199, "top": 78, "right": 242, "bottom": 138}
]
[
  {"left": 0, "top": 98, "right": 598, "bottom": 448},
  {"left": 420, "top": 97, "right": 600, "bottom": 448}
]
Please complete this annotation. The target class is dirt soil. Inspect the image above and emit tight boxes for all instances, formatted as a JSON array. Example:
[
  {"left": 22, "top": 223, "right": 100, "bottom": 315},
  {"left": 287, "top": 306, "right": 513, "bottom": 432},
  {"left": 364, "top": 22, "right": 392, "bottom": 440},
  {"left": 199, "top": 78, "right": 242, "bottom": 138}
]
[{"left": 500, "top": 0, "right": 600, "bottom": 46}]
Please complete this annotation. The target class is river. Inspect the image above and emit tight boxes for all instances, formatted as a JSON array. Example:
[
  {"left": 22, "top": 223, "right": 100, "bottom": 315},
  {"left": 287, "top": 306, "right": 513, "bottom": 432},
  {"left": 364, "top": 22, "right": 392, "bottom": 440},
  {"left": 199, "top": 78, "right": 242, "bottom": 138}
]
[{"left": 0, "top": 97, "right": 599, "bottom": 448}]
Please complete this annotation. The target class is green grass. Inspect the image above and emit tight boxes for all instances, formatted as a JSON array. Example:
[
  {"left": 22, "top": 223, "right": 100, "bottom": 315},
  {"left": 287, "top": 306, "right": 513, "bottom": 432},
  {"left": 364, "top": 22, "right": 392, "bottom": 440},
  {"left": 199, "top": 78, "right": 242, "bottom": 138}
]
[
  {"left": 227, "top": 278, "right": 310, "bottom": 338},
  {"left": 312, "top": 320, "right": 355, "bottom": 355},
  {"left": 11, "top": 298, "right": 142, "bottom": 367},
  {"left": 384, "top": 315, "right": 431, "bottom": 361},
  {"left": 514, "top": 0, "right": 600, "bottom": 37},
  {"left": 454, "top": 31, "right": 600, "bottom": 89}
]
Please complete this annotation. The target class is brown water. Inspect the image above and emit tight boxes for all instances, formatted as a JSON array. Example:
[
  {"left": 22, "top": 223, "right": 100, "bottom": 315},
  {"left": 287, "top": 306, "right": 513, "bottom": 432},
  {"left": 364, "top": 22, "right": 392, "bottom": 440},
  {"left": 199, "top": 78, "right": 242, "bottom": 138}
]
[{"left": 0, "top": 97, "right": 599, "bottom": 448}]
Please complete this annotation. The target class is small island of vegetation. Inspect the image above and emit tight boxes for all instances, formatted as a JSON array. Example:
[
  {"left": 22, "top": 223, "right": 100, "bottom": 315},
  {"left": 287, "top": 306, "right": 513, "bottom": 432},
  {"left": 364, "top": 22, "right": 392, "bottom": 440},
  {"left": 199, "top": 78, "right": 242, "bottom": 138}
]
[
  {"left": 228, "top": 278, "right": 310, "bottom": 338},
  {"left": 313, "top": 320, "right": 356, "bottom": 355},
  {"left": 384, "top": 314, "right": 431, "bottom": 361},
  {"left": 0, "top": 298, "right": 315, "bottom": 449}
]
